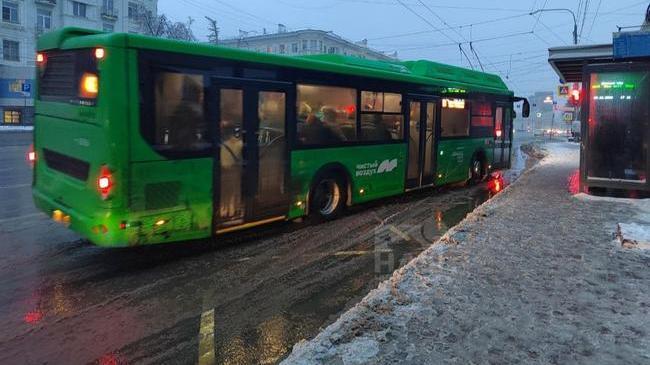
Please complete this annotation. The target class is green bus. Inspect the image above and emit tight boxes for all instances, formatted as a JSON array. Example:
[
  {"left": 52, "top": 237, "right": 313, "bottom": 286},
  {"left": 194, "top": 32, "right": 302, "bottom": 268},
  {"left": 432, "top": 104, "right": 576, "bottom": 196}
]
[{"left": 32, "top": 28, "right": 527, "bottom": 247}]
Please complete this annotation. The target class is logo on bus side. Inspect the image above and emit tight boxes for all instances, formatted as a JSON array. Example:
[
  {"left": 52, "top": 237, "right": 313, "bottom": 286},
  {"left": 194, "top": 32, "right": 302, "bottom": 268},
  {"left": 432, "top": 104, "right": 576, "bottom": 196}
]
[
  {"left": 356, "top": 159, "right": 398, "bottom": 177},
  {"left": 377, "top": 159, "right": 398, "bottom": 173}
]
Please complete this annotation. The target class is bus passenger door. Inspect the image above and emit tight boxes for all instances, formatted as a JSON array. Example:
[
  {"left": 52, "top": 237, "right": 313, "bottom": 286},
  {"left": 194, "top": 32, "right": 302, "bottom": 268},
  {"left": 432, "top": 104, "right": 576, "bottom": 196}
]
[
  {"left": 214, "top": 79, "right": 291, "bottom": 232},
  {"left": 503, "top": 107, "right": 513, "bottom": 168},
  {"left": 406, "top": 97, "right": 438, "bottom": 190},
  {"left": 494, "top": 105, "right": 512, "bottom": 169}
]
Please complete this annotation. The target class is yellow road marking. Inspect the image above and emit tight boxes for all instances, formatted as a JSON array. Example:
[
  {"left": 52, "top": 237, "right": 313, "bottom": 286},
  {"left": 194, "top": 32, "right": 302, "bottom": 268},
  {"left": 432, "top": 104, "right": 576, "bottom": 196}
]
[
  {"left": 198, "top": 309, "right": 215, "bottom": 365},
  {"left": 334, "top": 249, "right": 392, "bottom": 256},
  {"left": 333, "top": 250, "right": 369, "bottom": 256}
]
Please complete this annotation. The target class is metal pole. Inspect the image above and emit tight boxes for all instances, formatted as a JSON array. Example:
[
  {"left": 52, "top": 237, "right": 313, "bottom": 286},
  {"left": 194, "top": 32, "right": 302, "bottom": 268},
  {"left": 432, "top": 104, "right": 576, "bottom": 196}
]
[{"left": 550, "top": 110, "right": 555, "bottom": 140}]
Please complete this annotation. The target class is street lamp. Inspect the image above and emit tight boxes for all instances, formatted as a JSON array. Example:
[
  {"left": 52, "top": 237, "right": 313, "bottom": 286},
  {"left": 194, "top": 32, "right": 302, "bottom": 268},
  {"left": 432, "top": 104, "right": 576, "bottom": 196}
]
[{"left": 530, "top": 8, "right": 578, "bottom": 45}]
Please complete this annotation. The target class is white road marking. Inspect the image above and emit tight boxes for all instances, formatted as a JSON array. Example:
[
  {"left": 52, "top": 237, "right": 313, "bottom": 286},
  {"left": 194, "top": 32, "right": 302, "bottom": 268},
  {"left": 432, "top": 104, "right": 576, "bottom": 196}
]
[
  {"left": 388, "top": 224, "right": 411, "bottom": 241},
  {"left": 0, "top": 213, "right": 43, "bottom": 224},
  {"left": 0, "top": 183, "right": 31, "bottom": 189},
  {"left": 198, "top": 309, "right": 215, "bottom": 365}
]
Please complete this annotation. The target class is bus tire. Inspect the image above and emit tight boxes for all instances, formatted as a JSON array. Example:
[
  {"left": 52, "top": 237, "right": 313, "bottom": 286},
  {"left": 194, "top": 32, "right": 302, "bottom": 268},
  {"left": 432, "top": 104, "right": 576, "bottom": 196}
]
[
  {"left": 309, "top": 173, "right": 347, "bottom": 220},
  {"left": 468, "top": 156, "right": 485, "bottom": 184}
]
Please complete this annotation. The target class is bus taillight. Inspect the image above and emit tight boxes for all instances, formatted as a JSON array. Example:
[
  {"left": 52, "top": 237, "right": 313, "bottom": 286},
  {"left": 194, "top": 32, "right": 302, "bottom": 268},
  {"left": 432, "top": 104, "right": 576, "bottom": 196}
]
[
  {"left": 36, "top": 53, "right": 45, "bottom": 64},
  {"left": 98, "top": 165, "right": 113, "bottom": 199}
]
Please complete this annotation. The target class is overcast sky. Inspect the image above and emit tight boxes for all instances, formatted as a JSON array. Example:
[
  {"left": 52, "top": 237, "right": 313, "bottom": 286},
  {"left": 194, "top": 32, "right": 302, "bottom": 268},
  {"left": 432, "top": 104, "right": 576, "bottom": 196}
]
[{"left": 159, "top": 0, "right": 650, "bottom": 96}]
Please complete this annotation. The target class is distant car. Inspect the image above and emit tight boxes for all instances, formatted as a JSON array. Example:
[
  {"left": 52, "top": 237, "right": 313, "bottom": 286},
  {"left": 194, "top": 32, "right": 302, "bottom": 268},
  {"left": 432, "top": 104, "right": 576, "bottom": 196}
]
[{"left": 533, "top": 128, "right": 546, "bottom": 136}]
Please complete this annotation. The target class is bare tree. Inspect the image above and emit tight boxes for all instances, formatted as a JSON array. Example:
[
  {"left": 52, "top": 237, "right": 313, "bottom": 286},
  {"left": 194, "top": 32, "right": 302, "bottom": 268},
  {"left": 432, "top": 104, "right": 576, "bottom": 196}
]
[
  {"left": 132, "top": 4, "right": 166, "bottom": 36},
  {"left": 167, "top": 17, "right": 196, "bottom": 42},
  {"left": 132, "top": 4, "right": 195, "bottom": 41},
  {"left": 205, "top": 16, "right": 219, "bottom": 44}
]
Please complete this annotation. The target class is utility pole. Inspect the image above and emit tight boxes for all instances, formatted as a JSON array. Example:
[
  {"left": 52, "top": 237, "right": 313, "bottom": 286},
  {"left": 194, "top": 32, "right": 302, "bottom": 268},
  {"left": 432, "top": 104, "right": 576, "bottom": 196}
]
[
  {"left": 205, "top": 16, "right": 219, "bottom": 45},
  {"left": 530, "top": 8, "right": 578, "bottom": 45}
]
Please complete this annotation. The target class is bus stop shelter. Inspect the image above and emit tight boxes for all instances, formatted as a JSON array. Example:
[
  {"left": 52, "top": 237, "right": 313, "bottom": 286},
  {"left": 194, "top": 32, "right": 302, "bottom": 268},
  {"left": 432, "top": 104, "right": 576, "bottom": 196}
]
[{"left": 549, "top": 38, "right": 650, "bottom": 194}]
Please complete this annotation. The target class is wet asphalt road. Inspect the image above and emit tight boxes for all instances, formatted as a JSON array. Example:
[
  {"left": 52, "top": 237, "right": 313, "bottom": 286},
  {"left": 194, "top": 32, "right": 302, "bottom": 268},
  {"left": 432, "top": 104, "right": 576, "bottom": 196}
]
[{"left": 0, "top": 131, "right": 537, "bottom": 365}]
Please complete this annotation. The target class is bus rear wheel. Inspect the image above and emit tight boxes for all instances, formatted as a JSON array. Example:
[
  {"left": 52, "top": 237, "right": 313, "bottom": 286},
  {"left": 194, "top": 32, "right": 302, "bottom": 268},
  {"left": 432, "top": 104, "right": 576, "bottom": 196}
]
[
  {"left": 310, "top": 175, "right": 347, "bottom": 220},
  {"left": 468, "top": 158, "right": 485, "bottom": 184}
]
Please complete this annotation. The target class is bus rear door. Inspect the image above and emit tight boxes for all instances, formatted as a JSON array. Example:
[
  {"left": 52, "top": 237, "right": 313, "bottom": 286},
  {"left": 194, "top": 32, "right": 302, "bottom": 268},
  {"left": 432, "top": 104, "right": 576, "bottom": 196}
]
[{"left": 213, "top": 78, "right": 291, "bottom": 233}]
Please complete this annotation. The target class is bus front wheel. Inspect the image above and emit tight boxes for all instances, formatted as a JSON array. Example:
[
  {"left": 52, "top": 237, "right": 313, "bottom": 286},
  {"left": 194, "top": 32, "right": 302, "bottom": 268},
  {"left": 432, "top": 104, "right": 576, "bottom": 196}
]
[{"left": 310, "top": 175, "right": 347, "bottom": 220}]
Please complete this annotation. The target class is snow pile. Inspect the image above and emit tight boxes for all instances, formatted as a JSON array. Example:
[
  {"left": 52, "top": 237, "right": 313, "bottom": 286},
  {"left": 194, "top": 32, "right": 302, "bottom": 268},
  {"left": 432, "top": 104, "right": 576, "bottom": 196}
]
[
  {"left": 574, "top": 194, "right": 650, "bottom": 250},
  {"left": 616, "top": 223, "right": 650, "bottom": 249}
]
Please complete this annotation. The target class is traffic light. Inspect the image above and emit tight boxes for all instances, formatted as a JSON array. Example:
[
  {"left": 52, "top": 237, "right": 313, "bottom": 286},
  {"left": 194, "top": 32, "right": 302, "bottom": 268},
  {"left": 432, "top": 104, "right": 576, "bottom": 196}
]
[{"left": 569, "top": 89, "right": 581, "bottom": 106}]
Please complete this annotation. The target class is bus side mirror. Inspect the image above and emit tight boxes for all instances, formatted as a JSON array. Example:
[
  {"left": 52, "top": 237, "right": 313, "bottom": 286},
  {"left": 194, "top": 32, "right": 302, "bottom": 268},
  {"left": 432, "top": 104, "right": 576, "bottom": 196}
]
[{"left": 522, "top": 99, "right": 530, "bottom": 118}]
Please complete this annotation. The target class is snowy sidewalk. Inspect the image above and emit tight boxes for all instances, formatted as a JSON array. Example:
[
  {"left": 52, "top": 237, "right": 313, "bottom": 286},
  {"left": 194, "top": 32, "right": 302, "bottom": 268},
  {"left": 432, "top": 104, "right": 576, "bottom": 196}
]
[{"left": 283, "top": 142, "right": 650, "bottom": 365}]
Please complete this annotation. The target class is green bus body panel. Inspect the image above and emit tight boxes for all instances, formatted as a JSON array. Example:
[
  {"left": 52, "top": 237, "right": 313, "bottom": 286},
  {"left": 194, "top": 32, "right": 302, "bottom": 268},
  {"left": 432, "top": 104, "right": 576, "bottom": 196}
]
[
  {"left": 34, "top": 43, "right": 214, "bottom": 247},
  {"left": 32, "top": 28, "right": 513, "bottom": 247},
  {"left": 33, "top": 45, "right": 131, "bottom": 247},
  {"left": 436, "top": 138, "right": 494, "bottom": 184},
  {"left": 288, "top": 144, "right": 407, "bottom": 218}
]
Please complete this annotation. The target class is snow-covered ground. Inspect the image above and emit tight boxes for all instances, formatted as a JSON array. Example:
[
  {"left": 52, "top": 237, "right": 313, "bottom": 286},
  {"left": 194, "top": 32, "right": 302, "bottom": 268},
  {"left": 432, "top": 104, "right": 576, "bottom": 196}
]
[{"left": 282, "top": 142, "right": 650, "bottom": 365}]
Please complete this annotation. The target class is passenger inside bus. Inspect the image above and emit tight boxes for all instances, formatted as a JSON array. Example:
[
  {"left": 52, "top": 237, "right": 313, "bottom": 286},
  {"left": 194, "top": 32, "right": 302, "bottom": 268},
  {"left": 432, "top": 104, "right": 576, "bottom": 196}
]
[
  {"left": 296, "top": 84, "right": 357, "bottom": 145},
  {"left": 297, "top": 105, "right": 348, "bottom": 144},
  {"left": 156, "top": 73, "right": 209, "bottom": 151}
]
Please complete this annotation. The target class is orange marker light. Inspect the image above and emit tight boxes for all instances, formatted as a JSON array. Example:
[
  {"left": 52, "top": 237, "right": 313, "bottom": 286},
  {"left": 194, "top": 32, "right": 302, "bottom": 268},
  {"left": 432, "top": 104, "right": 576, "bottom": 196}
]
[
  {"left": 27, "top": 144, "right": 36, "bottom": 166},
  {"left": 80, "top": 73, "right": 99, "bottom": 98},
  {"left": 94, "top": 48, "right": 105, "bottom": 59}
]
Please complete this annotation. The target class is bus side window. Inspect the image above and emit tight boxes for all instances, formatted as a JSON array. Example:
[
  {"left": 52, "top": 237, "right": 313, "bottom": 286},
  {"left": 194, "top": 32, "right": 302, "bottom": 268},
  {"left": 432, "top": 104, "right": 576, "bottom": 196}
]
[
  {"left": 152, "top": 71, "right": 210, "bottom": 153},
  {"left": 470, "top": 100, "right": 494, "bottom": 137},
  {"left": 441, "top": 98, "right": 469, "bottom": 137},
  {"left": 360, "top": 91, "right": 403, "bottom": 142},
  {"left": 296, "top": 84, "right": 357, "bottom": 146}
]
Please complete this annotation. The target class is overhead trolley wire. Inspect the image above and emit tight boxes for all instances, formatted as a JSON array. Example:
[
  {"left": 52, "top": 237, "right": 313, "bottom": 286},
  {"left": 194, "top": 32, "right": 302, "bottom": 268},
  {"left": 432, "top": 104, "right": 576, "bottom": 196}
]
[
  {"left": 395, "top": 0, "right": 476, "bottom": 68},
  {"left": 367, "top": 12, "right": 531, "bottom": 42}
]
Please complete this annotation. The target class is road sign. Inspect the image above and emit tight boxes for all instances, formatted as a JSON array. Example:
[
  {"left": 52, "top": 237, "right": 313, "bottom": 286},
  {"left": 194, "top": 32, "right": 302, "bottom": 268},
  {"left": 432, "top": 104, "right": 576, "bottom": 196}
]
[
  {"left": 22, "top": 83, "right": 31, "bottom": 93},
  {"left": 563, "top": 112, "right": 574, "bottom": 122},
  {"left": 558, "top": 84, "right": 570, "bottom": 96}
]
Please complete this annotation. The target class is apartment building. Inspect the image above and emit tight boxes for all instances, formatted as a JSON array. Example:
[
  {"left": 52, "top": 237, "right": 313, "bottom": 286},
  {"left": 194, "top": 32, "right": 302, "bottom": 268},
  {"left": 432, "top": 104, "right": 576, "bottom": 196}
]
[{"left": 219, "top": 25, "right": 396, "bottom": 61}]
